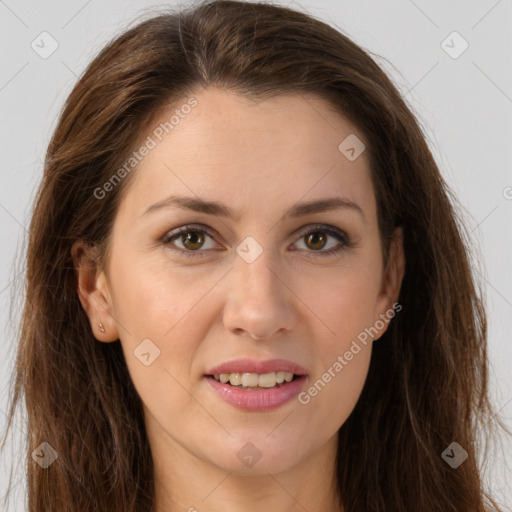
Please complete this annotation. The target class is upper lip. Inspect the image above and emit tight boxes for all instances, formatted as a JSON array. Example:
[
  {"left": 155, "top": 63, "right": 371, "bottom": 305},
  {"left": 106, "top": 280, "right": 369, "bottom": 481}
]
[{"left": 206, "top": 358, "right": 307, "bottom": 376}]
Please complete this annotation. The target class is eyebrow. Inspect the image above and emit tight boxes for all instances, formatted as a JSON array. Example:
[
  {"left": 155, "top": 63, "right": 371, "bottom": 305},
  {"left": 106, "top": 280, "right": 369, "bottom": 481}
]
[{"left": 142, "top": 194, "right": 365, "bottom": 221}]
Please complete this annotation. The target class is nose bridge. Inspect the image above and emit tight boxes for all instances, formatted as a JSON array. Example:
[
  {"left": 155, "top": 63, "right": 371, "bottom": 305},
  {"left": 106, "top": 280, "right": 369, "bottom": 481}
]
[
  {"left": 222, "top": 236, "right": 295, "bottom": 338},
  {"left": 233, "top": 237, "right": 282, "bottom": 301}
]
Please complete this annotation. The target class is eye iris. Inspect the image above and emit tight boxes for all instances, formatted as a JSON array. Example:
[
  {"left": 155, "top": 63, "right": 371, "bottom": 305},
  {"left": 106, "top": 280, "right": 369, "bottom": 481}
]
[
  {"left": 182, "top": 231, "right": 204, "bottom": 250},
  {"left": 305, "top": 231, "right": 327, "bottom": 250}
]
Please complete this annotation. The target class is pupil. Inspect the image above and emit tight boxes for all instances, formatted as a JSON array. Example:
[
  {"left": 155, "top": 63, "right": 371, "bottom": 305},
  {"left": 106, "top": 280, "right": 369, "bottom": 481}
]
[
  {"left": 183, "top": 231, "right": 204, "bottom": 250},
  {"left": 307, "top": 232, "right": 326, "bottom": 250}
]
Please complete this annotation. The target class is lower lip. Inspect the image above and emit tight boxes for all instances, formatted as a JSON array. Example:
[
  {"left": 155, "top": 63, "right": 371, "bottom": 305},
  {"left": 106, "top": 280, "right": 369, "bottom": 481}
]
[{"left": 205, "top": 375, "right": 308, "bottom": 411}]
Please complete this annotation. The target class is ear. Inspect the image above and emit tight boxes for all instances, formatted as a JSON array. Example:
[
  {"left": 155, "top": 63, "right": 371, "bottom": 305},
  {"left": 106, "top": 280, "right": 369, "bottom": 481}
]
[
  {"left": 71, "top": 241, "right": 120, "bottom": 343},
  {"left": 373, "top": 226, "right": 405, "bottom": 340}
]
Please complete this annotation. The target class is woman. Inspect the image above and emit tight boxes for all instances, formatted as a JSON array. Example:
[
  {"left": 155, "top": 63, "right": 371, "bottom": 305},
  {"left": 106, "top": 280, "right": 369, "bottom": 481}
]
[{"left": 2, "top": 0, "right": 508, "bottom": 510}]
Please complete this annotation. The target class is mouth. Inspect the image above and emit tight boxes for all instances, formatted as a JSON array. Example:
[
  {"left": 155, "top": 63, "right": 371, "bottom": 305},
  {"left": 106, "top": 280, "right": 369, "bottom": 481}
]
[
  {"left": 206, "top": 371, "right": 300, "bottom": 390},
  {"left": 204, "top": 359, "right": 308, "bottom": 411}
]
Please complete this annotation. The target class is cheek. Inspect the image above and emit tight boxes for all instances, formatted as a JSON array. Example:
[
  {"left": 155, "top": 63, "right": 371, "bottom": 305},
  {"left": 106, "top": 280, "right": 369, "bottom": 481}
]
[
  {"left": 107, "top": 252, "right": 213, "bottom": 390},
  {"left": 301, "top": 259, "right": 383, "bottom": 345},
  {"left": 300, "top": 277, "right": 375, "bottom": 431},
  {"left": 110, "top": 247, "right": 214, "bottom": 337},
  {"left": 295, "top": 258, "right": 380, "bottom": 417}
]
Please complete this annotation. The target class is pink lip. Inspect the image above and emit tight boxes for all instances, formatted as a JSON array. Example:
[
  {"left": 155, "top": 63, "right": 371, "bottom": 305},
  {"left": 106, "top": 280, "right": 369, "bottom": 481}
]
[
  {"left": 206, "top": 358, "right": 307, "bottom": 376},
  {"left": 205, "top": 358, "right": 308, "bottom": 412},
  {"left": 205, "top": 375, "right": 308, "bottom": 411}
]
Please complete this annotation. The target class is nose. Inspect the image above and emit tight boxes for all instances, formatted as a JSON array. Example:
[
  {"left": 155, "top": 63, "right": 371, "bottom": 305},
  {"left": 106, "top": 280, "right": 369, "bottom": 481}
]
[{"left": 222, "top": 245, "right": 297, "bottom": 340}]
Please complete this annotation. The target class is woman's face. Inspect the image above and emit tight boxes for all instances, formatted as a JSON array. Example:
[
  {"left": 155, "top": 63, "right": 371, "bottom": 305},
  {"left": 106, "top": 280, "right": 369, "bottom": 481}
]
[{"left": 79, "top": 87, "right": 404, "bottom": 476}]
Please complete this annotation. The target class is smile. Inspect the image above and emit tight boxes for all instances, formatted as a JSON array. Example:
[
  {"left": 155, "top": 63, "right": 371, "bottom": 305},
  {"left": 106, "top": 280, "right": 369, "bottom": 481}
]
[
  {"left": 212, "top": 371, "right": 296, "bottom": 388},
  {"left": 204, "top": 358, "right": 308, "bottom": 411}
]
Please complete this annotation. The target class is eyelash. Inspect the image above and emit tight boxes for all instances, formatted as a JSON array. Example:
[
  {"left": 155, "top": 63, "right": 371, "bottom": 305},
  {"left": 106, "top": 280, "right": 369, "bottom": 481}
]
[{"left": 161, "top": 223, "right": 352, "bottom": 259}]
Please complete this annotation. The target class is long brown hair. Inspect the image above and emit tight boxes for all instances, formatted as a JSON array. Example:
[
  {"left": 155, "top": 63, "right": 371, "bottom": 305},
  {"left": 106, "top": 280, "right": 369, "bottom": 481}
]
[{"left": 2, "top": 1, "right": 509, "bottom": 510}]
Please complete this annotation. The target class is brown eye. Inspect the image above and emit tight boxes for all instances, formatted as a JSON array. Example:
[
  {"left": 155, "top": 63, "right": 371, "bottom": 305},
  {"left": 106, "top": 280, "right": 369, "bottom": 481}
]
[
  {"left": 163, "top": 225, "right": 217, "bottom": 255},
  {"left": 181, "top": 231, "right": 205, "bottom": 250},
  {"left": 304, "top": 231, "right": 327, "bottom": 250},
  {"left": 293, "top": 225, "right": 350, "bottom": 257}
]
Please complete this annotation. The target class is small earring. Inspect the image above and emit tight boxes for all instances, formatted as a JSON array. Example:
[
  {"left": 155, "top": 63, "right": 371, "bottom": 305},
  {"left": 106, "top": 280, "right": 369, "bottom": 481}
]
[{"left": 98, "top": 322, "right": 105, "bottom": 333}]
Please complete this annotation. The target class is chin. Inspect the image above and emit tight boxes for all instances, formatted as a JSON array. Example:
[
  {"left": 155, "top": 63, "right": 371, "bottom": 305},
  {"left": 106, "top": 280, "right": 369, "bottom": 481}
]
[{"left": 199, "top": 430, "right": 308, "bottom": 475}]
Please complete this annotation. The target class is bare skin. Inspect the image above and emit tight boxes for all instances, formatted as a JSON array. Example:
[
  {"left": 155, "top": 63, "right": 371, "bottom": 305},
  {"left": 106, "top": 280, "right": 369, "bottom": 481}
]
[{"left": 73, "top": 87, "right": 405, "bottom": 512}]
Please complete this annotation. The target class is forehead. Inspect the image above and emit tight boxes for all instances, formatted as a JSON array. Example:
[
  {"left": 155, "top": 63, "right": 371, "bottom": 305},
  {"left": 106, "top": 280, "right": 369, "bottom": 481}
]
[{"left": 117, "top": 87, "right": 376, "bottom": 224}]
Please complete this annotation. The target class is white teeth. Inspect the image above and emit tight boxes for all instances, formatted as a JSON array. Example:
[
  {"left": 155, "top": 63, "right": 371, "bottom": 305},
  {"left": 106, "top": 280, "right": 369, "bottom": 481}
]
[
  {"left": 258, "top": 372, "right": 277, "bottom": 388},
  {"left": 215, "top": 371, "right": 295, "bottom": 388},
  {"left": 241, "top": 373, "right": 259, "bottom": 387},
  {"left": 229, "top": 372, "right": 242, "bottom": 386}
]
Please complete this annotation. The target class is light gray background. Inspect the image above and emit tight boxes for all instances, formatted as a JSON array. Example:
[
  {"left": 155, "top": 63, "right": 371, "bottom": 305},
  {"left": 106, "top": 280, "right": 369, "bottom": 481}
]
[{"left": 1, "top": 0, "right": 511, "bottom": 509}]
